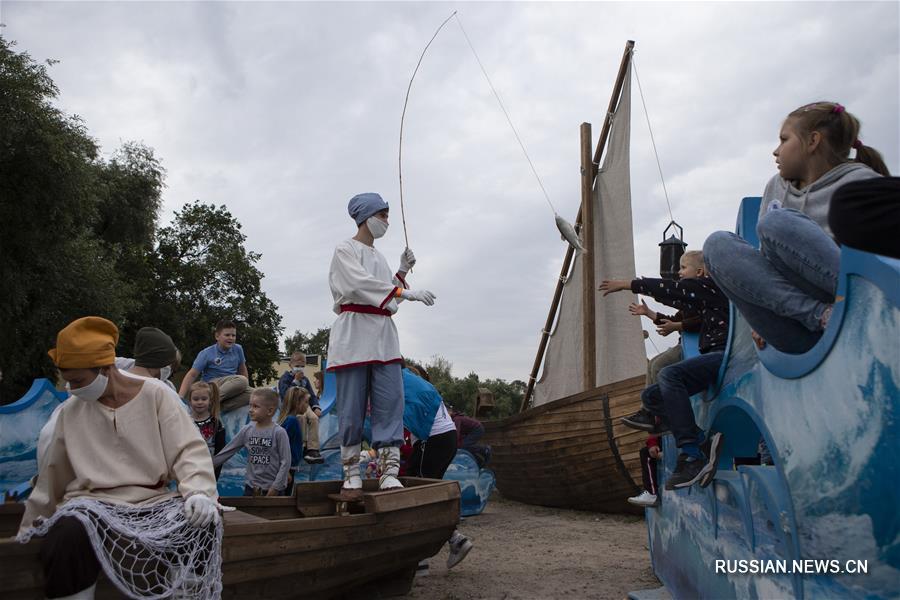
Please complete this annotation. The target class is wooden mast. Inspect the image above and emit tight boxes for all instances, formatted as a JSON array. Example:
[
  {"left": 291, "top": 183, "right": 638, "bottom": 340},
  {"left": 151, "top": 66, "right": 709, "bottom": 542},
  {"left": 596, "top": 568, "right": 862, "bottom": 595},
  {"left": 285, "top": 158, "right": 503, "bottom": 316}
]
[
  {"left": 579, "top": 123, "right": 596, "bottom": 391},
  {"left": 520, "top": 40, "right": 635, "bottom": 412}
]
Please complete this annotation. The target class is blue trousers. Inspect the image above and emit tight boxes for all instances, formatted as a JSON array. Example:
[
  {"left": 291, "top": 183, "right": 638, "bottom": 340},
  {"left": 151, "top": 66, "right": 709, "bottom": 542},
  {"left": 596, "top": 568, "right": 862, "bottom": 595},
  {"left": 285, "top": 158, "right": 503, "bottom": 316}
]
[
  {"left": 335, "top": 362, "right": 404, "bottom": 449},
  {"left": 704, "top": 209, "right": 839, "bottom": 354},
  {"left": 641, "top": 351, "right": 724, "bottom": 448}
]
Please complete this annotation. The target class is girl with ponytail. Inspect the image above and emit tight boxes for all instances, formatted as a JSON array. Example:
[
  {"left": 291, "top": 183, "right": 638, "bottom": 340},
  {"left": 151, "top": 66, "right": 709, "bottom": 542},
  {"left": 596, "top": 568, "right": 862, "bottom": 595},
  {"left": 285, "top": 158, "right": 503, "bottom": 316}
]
[
  {"left": 704, "top": 101, "right": 889, "bottom": 354},
  {"left": 190, "top": 380, "right": 226, "bottom": 479}
]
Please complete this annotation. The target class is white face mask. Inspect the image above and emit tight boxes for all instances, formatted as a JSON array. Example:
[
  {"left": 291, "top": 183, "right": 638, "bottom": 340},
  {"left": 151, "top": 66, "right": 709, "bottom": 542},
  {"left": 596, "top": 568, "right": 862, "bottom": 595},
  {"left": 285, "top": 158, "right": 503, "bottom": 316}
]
[
  {"left": 67, "top": 371, "right": 108, "bottom": 402},
  {"left": 292, "top": 366, "right": 304, "bottom": 373},
  {"left": 159, "top": 365, "right": 172, "bottom": 381},
  {"left": 366, "top": 216, "right": 388, "bottom": 239}
]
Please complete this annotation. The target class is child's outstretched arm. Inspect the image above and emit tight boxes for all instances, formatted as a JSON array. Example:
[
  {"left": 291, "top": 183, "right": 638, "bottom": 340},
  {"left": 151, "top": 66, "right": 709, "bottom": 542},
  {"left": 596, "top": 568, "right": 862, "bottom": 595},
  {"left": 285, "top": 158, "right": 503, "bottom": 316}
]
[
  {"left": 629, "top": 277, "right": 723, "bottom": 313},
  {"left": 212, "top": 425, "right": 248, "bottom": 468},
  {"left": 628, "top": 300, "right": 657, "bottom": 321}
]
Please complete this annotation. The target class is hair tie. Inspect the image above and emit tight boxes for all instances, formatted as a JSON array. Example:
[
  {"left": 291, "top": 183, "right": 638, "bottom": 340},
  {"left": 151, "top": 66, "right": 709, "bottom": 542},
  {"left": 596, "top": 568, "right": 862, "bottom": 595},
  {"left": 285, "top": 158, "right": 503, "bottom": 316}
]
[
  {"left": 832, "top": 103, "right": 845, "bottom": 115},
  {"left": 852, "top": 139, "right": 863, "bottom": 150}
]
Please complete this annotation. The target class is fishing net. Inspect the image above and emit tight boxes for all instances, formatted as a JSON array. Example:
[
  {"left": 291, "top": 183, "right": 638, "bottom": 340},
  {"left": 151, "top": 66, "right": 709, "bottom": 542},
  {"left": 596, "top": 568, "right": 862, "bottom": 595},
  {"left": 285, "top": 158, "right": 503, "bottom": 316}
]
[{"left": 17, "top": 497, "right": 223, "bottom": 600}]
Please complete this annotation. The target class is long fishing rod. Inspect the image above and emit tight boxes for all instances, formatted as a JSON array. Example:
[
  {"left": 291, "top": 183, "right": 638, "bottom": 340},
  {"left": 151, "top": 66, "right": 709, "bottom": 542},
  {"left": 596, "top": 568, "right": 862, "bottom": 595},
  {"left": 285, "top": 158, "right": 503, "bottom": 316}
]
[
  {"left": 398, "top": 11, "right": 584, "bottom": 254},
  {"left": 398, "top": 10, "right": 458, "bottom": 250}
]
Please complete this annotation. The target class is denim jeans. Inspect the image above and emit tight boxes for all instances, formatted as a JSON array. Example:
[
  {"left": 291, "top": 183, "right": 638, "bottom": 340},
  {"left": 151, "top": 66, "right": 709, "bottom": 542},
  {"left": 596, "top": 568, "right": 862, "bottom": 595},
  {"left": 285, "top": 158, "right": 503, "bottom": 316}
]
[
  {"left": 641, "top": 351, "right": 724, "bottom": 448},
  {"left": 703, "top": 209, "right": 840, "bottom": 354}
]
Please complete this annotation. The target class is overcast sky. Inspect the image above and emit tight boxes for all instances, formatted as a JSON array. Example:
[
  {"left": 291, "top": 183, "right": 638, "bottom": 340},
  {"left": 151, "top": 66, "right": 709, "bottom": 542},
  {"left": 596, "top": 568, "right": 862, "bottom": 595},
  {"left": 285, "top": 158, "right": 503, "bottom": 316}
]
[{"left": 4, "top": 1, "right": 898, "bottom": 381}]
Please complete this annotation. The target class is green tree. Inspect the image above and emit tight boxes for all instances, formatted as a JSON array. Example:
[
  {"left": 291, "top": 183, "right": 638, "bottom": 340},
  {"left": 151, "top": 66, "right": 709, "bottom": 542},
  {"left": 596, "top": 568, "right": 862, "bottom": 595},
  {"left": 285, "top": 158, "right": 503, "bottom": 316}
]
[
  {"left": 146, "top": 201, "right": 284, "bottom": 386},
  {"left": 285, "top": 327, "right": 330, "bottom": 357},
  {"left": 0, "top": 36, "right": 140, "bottom": 401}
]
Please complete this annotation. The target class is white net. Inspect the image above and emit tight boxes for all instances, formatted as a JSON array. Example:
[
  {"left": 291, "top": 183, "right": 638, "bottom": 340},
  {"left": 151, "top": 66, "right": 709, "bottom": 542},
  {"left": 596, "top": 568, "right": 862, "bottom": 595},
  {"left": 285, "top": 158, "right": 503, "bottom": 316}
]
[{"left": 17, "top": 497, "right": 223, "bottom": 600}]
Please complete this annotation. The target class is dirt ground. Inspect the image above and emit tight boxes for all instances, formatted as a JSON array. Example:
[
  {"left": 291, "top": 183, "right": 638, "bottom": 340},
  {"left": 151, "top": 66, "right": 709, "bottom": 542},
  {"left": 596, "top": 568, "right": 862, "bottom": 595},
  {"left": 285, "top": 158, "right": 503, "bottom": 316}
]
[{"left": 408, "top": 494, "right": 661, "bottom": 600}]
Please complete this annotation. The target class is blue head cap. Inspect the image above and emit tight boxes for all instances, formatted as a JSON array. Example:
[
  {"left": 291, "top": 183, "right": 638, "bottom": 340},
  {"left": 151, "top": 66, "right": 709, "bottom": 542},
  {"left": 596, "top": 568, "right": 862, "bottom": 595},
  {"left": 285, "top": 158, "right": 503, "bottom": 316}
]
[{"left": 348, "top": 193, "right": 389, "bottom": 226}]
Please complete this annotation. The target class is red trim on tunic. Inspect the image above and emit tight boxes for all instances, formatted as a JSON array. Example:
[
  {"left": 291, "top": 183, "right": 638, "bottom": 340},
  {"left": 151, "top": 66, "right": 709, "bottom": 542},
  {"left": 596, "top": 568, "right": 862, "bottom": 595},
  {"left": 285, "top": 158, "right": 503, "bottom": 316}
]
[
  {"left": 396, "top": 272, "right": 409, "bottom": 289},
  {"left": 379, "top": 286, "right": 400, "bottom": 309},
  {"left": 341, "top": 303, "right": 392, "bottom": 317},
  {"left": 326, "top": 358, "right": 403, "bottom": 372}
]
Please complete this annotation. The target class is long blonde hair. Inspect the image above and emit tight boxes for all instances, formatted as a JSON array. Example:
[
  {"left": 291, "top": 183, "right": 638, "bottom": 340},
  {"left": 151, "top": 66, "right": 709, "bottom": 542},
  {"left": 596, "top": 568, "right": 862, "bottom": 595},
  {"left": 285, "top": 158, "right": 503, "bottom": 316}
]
[
  {"left": 189, "top": 380, "right": 221, "bottom": 421},
  {"left": 279, "top": 387, "right": 310, "bottom": 425}
]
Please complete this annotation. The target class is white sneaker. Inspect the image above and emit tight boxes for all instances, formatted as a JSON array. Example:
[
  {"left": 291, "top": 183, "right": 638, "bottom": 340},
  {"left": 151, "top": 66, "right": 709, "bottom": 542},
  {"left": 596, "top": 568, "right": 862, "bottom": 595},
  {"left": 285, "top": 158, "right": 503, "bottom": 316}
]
[
  {"left": 627, "top": 490, "right": 659, "bottom": 507},
  {"left": 447, "top": 534, "right": 473, "bottom": 569}
]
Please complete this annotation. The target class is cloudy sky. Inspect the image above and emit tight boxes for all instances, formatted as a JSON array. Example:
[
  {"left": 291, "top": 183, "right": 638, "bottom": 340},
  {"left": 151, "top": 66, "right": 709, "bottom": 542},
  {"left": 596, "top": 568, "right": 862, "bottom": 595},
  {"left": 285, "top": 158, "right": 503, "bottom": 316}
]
[{"left": 4, "top": 1, "right": 898, "bottom": 381}]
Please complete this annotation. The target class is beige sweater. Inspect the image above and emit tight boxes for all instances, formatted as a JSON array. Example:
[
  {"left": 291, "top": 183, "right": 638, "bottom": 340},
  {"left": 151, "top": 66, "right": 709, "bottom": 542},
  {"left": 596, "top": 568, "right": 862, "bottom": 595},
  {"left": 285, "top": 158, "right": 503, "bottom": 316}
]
[{"left": 19, "top": 378, "right": 218, "bottom": 535}]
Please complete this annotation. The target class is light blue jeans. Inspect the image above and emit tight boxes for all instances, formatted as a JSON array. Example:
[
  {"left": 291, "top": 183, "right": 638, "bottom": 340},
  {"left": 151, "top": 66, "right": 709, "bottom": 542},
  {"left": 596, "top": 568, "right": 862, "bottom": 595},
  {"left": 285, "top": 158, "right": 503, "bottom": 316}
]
[{"left": 703, "top": 209, "right": 840, "bottom": 354}]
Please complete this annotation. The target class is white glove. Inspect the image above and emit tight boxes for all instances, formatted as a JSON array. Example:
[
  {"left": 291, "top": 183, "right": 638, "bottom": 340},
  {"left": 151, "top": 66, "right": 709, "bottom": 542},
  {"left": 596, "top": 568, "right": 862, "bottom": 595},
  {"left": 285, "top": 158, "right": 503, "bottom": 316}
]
[
  {"left": 400, "top": 289, "right": 436, "bottom": 306},
  {"left": 399, "top": 247, "right": 416, "bottom": 273},
  {"left": 184, "top": 494, "right": 220, "bottom": 528}
]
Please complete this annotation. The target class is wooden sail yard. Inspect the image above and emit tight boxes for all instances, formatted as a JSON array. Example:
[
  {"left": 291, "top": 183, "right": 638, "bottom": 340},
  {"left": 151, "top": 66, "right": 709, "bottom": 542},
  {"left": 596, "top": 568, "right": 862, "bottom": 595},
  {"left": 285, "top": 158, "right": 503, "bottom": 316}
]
[
  {"left": 0, "top": 478, "right": 459, "bottom": 599},
  {"left": 485, "top": 41, "right": 645, "bottom": 514}
]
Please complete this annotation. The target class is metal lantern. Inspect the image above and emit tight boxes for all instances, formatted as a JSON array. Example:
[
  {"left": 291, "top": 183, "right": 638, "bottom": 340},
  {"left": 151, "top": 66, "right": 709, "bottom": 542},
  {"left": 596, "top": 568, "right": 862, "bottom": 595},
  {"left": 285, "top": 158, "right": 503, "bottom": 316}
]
[{"left": 659, "top": 221, "right": 687, "bottom": 279}]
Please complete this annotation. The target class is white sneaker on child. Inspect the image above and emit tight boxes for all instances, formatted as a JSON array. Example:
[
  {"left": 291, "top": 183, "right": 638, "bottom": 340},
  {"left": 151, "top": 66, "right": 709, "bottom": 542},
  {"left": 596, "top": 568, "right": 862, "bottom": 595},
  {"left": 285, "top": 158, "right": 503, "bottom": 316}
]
[
  {"left": 447, "top": 532, "right": 473, "bottom": 569},
  {"left": 627, "top": 490, "right": 659, "bottom": 507}
]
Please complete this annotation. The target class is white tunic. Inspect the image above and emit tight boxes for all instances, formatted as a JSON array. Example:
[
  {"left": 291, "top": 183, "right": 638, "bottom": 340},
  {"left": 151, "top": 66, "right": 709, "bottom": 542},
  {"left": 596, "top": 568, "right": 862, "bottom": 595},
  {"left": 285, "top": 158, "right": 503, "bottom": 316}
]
[
  {"left": 327, "top": 238, "right": 407, "bottom": 369},
  {"left": 20, "top": 378, "right": 217, "bottom": 535}
]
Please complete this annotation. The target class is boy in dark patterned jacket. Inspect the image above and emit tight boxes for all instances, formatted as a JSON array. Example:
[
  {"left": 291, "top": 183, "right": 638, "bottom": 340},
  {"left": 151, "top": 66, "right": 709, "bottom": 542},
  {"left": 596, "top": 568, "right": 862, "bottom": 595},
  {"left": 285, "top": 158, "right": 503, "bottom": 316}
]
[{"left": 600, "top": 251, "right": 728, "bottom": 491}]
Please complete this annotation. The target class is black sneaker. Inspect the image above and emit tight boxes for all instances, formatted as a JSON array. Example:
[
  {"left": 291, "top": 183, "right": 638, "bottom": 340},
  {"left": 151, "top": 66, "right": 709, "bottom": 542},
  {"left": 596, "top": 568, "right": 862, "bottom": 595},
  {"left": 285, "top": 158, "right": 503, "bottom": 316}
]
[
  {"left": 665, "top": 453, "right": 706, "bottom": 490},
  {"left": 303, "top": 449, "right": 325, "bottom": 464},
  {"left": 698, "top": 432, "right": 724, "bottom": 488},
  {"left": 622, "top": 409, "right": 670, "bottom": 434}
]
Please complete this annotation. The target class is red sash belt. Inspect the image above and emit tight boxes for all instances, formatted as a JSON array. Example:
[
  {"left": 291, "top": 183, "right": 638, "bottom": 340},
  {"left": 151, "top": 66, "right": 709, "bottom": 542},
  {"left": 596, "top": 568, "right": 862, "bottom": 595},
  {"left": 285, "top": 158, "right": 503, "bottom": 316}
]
[{"left": 340, "top": 304, "right": 392, "bottom": 317}]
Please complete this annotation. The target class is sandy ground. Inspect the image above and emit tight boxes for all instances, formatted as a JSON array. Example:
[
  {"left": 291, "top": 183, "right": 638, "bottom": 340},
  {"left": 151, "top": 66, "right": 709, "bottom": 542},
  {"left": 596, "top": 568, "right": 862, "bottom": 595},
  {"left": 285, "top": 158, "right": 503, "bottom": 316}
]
[{"left": 408, "top": 494, "right": 660, "bottom": 600}]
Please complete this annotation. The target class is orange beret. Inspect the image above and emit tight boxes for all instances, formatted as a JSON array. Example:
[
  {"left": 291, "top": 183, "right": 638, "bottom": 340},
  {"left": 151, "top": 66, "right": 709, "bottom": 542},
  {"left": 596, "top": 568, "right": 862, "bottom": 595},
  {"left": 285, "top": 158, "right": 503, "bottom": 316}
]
[{"left": 48, "top": 317, "right": 119, "bottom": 369}]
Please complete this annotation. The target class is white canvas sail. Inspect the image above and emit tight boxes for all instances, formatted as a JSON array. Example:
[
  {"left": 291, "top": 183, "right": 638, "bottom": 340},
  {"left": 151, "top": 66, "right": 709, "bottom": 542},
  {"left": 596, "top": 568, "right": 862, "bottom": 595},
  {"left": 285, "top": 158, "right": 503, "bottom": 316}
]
[{"left": 532, "top": 65, "right": 646, "bottom": 406}]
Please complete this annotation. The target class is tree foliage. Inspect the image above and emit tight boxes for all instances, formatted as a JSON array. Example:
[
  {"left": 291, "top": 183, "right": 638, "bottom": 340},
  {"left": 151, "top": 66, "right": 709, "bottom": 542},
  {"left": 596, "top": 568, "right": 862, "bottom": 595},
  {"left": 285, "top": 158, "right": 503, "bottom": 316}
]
[
  {"left": 419, "top": 355, "right": 524, "bottom": 419},
  {"left": 0, "top": 36, "right": 282, "bottom": 401},
  {"left": 139, "top": 201, "right": 284, "bottom": 387},
  {"left": 285, "top": 327, "right": 330, "bottom": 358}
]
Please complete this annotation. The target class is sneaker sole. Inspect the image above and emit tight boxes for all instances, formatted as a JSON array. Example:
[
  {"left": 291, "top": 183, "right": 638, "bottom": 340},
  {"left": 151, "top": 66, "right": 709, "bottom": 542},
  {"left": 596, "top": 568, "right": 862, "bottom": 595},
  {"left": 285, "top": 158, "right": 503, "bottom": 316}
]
[
  {"left": 698, "top": 432, "right": 724, "bottom": 488},
  {"left": 621, "top": 416, "right": 662, "bottom": 432},
  {"left": 627, "top": 499, "right": 658, "bottom": 507}
]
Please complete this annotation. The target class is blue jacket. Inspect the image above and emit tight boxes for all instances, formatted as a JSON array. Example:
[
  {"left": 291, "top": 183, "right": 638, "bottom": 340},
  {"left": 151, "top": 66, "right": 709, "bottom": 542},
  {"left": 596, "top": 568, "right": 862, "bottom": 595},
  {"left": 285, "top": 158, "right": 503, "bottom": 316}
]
[
  {"left": 402, "top": 369, "right": 443, "bottom": 440},
  {"left": 278, "top": 370, "right": 320, "bottom": 408},
  {"left": 281, "top": 416, "right": 303, "bottom": 468}
]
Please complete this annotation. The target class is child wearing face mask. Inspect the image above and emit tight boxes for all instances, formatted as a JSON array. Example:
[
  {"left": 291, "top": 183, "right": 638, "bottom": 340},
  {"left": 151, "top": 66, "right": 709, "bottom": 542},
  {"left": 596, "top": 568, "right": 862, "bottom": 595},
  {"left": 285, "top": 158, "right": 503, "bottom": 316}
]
[{"left": 189, "top": 381, "right": 226, "bottom": 479}]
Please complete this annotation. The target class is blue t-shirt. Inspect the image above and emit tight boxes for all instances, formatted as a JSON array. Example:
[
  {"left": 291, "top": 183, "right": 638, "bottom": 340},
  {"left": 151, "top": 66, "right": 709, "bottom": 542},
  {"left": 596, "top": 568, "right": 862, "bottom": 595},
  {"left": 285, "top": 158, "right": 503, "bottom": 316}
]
[{"left": 192, "top": 343, "right": 247, "bottom": 381}]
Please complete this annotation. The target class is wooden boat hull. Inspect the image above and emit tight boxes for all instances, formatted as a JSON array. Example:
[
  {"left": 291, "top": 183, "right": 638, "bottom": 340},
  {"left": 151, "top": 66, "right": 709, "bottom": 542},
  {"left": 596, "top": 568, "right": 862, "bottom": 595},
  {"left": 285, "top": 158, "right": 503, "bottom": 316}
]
[
  {"left": 0, "top": 477, "right": 459, "bottom": 599},
  {"left": 483, "top": 375, "right": 646, "bottom": 514}
]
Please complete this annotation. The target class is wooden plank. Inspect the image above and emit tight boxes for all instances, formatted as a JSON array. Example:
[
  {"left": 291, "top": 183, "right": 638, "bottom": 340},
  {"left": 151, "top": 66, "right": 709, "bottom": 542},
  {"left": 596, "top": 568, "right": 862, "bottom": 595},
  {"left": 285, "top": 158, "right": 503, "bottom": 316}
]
[
  {"left": 363, "top": 481, "right": 459, "bottom": 513},
  {"left": 224, "top": 510, "right": 268, "bottom": 525}
]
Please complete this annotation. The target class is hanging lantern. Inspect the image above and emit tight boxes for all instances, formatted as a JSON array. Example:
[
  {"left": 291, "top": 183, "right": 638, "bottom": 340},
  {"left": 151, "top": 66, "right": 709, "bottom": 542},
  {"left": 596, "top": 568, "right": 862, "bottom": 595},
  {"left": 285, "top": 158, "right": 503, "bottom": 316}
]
[{"left": 659, "top": 221, "right": 687, "bottom": 279}]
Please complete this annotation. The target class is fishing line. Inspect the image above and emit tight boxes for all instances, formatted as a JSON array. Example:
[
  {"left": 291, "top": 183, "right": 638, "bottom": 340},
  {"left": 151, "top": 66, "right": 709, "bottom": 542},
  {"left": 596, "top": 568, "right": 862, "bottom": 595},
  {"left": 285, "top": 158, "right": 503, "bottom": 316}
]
[
  {"left": 399, "top": 10, "right": 458, "bottom": 249},
  {"left": 453, "top": 14, "right": 558, "bottom": 217},
  {"left": 632, "top": 57, "right": 674, "bottom": 223}
]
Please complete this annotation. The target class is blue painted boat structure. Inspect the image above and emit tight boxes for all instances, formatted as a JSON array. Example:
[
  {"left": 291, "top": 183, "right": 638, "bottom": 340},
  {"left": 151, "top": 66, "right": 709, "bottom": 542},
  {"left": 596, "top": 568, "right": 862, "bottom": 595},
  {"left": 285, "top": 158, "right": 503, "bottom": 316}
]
[
  {"left": 639, "top": 198, "right": 899, "bottom": 599},
  {"left": 1, "top": 361, "right": 495, "bottom": 517}
]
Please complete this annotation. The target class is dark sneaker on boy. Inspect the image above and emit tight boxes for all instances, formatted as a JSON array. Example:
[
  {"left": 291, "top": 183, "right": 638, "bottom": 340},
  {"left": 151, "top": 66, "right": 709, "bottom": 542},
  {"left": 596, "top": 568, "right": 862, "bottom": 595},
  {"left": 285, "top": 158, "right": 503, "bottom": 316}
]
[
  {"left": 304, "top": 448, "right": 325, "bottom": 464},
  {"left": 622, "top": 409, "right": 669, "bottom": 434},
  {"left": 666, "top": 453, "right": 706, "bottom": 489},
  {"left": 698, "top": 432, "right": 724, "bottom": 488}
]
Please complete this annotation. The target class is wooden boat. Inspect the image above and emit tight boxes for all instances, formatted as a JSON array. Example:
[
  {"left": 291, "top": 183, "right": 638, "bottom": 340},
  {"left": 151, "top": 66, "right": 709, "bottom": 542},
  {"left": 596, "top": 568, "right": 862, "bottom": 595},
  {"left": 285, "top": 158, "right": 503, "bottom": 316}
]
[
  {"left": 483, "top": 41, "right": 650, "bottom": 515},
  {"left": 484, "top": 375, "right": 645, "bottom": 514},
  {"left": 0, "top": 477, "right": 459, "bottom": 599}
]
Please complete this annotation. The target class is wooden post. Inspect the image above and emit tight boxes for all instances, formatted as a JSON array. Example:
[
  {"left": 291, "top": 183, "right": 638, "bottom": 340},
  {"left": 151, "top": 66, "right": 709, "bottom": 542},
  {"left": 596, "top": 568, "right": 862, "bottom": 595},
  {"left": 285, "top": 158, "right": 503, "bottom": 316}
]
[
  {"left": 580, "top": 123, "right": 596, "bottom": 391},
  {"left": 520, "top": 40, "right": 635, "bottom": 412}
]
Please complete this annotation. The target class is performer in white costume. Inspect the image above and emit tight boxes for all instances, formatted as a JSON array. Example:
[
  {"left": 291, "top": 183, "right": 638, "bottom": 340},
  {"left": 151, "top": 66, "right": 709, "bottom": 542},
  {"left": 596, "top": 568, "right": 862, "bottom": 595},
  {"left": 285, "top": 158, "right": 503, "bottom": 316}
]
[
  {"left": 18, "top": 317, "right": 223, "bottom": 600},
  {"left": 327, "top": 193, "right": 436, "bottom": 501}
]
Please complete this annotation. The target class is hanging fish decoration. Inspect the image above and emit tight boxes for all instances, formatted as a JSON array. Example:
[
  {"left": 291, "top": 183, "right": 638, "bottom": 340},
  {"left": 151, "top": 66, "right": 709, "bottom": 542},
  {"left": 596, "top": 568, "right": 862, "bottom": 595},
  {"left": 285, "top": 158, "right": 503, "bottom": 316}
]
[{"left": 555, "top": 214, "right": 586, "bottom": 254}]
